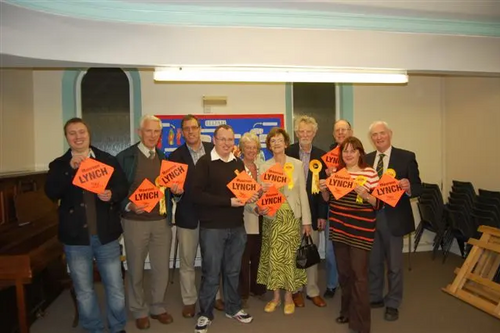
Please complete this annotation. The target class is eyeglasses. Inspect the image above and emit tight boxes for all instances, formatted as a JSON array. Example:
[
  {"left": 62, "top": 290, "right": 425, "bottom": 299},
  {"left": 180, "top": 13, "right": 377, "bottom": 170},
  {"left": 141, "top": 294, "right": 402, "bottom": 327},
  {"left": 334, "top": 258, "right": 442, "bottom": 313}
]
[
  {"left": 182, "top": 126, "right": 200, "bottom": 132},
  {"left": 335, "top": 128, "right": 350, "bottom": 133},
  {"left": 215, "top": 137, "right": 234, "bottom": 144}
]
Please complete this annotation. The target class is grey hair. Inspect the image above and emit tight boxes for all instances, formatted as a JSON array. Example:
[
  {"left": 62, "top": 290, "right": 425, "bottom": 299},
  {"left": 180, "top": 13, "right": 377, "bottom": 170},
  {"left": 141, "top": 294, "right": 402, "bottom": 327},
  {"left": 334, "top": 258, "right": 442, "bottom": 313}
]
[
  {"left": 368, "top": 120, "right": 391, "bottom": 134},
  {"left": 294, "top": 115, "right": 318, "bottom": 132},
  {"left": 239, "top": 132, "right": 261, "bottom": 153},
  {"left": 140, "top": 114, "right": 162, "bottom": 129}
]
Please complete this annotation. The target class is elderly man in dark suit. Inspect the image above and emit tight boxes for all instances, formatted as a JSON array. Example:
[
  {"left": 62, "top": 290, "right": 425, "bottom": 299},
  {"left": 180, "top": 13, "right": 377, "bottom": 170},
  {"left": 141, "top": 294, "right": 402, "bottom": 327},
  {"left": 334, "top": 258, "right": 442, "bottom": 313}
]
[
  {"left": 365, "top": 121, "right": 422, "bottom": 322},
  {"left": 168, "top": 114, "right": 218, "bottom": 318},
  {"left": 285, "top": 115, "right": 328, "bottom": 308}
]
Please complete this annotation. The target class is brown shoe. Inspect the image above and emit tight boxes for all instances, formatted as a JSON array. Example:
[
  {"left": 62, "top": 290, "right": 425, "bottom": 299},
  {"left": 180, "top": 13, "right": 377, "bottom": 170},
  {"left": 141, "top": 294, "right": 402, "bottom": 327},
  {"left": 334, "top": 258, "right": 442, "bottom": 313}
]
[
  {"left": 214, "top": 299, "right": 225, "bottom": 311},
  {"left": 150, "top": 312, "right": 173, "bottom": 324},
  {"left": 182, "top": 304, "right": 196, "bottom": 318},
  {"left": 307, "top": 295, "right": 327, "bottom": 307},
  {"left": 292, "top": 292, "right": 305, "bottom": 308},
  {"left": 135, "top": 317, "right": 150, "bottom": 330}
]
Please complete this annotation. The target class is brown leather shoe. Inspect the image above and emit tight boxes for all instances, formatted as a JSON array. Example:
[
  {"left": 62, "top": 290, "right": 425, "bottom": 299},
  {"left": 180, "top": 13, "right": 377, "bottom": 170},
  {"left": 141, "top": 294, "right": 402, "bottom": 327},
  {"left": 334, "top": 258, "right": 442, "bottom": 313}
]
[
  {"left": 292, "top": 292, "right": 305, "bottom": 308},
  {"left": 214, "top": 299, "right": 225, "bottom": 311},
  {"left": 182, "top": 304, "right": 196, "bottom": 318},
  {"left": 150, "top": 312, "right": 173, "bottom": 324},
  {"left": 135, "top": 317, "right": 150, "bottom": 330},
  {"left": 307, "top": 295, "right": 327, "bottom": 307}
]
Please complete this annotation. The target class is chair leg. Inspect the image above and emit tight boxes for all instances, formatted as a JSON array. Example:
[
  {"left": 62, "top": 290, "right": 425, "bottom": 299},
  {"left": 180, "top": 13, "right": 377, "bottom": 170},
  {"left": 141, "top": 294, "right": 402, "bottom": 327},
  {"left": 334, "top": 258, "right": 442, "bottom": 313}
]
[{"left": 70, "top": 286, "right": 79, "bottom": 328}]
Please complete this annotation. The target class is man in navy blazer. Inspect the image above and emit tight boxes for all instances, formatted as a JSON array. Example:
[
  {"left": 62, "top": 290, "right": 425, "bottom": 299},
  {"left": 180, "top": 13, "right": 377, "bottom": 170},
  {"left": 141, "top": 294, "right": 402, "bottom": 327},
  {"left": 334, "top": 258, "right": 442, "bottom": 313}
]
[
  {"left": 169, "top": 115, "right": 215, "bottom": 318},
  {"left": 365, "top": 121, "right": 422, "bottom": 322},
  {"left": 285, "top": 115, "right": 328, "bottom": 308}
]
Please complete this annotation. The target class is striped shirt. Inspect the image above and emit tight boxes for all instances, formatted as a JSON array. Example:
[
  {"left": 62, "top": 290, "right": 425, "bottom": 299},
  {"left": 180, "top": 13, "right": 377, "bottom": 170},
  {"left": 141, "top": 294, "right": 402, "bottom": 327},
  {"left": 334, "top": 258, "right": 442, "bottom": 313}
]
[{"left": 328, "top": 167, "right": 380, "bottom": 251}]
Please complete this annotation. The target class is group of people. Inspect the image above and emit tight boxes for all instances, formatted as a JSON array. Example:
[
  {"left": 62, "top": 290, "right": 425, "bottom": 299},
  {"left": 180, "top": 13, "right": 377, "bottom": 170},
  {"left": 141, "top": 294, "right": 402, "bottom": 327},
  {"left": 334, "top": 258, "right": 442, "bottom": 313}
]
[{"left": 45, "top": 113, "right": 421, "bottom": 333}]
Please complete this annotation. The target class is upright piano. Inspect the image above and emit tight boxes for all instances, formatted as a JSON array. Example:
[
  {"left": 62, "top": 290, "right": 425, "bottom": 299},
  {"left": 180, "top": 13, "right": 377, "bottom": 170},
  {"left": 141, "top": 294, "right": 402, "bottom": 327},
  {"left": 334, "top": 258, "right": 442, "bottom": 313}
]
[{"left": 0, "top": 171, "right": 65, "bottom": 333}]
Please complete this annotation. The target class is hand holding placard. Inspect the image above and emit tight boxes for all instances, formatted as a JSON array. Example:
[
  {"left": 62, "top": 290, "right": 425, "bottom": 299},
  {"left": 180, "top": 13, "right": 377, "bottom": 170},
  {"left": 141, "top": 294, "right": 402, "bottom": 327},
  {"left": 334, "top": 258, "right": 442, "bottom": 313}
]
[
  {"left": 257, "top": 185, "right": 286, "bottom": 217},
  {"left": 321, "top": 146, "right": 340, "bottom": 169},
  {"left": 158, "top": 160, "right": 188, "bottom": 190},
  {"left": 260, "top": 163, "right": 288, "bottom": 189},
  {"left": 227, "top": 171, "right": 262, "bottom": 204},
  {"left": 72, "top": 158, "right": 114, "bottom": 194},
  {"left": 325, "top": 168, "right": 357, "bottom": 200},
  {"left": 371, "top": 174, "right": 405, "bottom": 207},
  {"left": 129, "top": 179, "right": 164, "bottom": 213}
]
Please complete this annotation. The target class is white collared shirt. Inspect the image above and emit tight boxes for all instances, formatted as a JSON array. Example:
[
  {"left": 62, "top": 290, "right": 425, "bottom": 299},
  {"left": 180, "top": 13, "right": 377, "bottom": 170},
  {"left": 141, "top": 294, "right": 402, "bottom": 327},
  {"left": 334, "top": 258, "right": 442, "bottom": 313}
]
[
  {"left": 210, "top": 148, "right": 236, "bottom": 163},
  {"left": 138, "top": 142, "right": 155, "bottom": 158},
  {"left": 373, "top": 146, "right": 393, "bottom": 173}
]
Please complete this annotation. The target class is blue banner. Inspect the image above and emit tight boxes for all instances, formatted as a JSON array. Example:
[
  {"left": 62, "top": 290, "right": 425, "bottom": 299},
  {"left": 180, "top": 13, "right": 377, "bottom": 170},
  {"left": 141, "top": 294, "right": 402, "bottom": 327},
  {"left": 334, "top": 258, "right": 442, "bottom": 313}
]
[{"left": 157, "top": 114, "right": 284, "bottom": 160}]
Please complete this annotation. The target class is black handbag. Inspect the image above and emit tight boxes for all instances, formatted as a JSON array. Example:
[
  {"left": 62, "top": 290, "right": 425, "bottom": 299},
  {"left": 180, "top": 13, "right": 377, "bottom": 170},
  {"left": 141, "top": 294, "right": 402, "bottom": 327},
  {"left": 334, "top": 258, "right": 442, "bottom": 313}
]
[{"left": 296, "top": 234, "right": 321, "bottom": 269}]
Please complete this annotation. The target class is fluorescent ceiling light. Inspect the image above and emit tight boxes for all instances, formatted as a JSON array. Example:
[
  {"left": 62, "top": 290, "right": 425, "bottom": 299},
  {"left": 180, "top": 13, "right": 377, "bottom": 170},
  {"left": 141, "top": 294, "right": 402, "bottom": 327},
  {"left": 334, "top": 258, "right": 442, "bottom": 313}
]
[{"left": 154, "top": 66, "right": 408, "bottom": 84}]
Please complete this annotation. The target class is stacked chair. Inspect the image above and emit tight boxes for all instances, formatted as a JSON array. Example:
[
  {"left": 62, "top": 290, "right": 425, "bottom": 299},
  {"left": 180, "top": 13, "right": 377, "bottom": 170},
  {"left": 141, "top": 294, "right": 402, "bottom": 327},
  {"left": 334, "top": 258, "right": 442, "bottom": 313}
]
[
  {"left": 414, "top": 183, "right": 447, "bottom": 259},
  {"left": 414, "top": 181, "right": 500, "bottom": 265}
]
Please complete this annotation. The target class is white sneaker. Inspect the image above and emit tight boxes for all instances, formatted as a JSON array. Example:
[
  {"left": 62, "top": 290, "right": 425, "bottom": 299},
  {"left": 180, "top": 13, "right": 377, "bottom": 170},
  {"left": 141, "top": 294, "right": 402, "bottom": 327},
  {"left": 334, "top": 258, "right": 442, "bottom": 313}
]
[
  {"left": 225, "top": 309, "right": 253, "bottom": 324},
  {"left": 194, "top": 316, "right": 212, "bottom": 333}
]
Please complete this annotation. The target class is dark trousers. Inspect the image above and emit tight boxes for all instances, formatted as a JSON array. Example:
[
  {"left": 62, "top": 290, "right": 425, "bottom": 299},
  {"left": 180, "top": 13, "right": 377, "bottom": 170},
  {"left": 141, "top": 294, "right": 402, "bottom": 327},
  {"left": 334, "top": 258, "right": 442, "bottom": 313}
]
[
  {"left": 198, "top": 226, "right": 247, "bottom": 320},
  {"left": 239, "top": 234, "right": 266, "bottom": 299},
  {"left": 369, "top": 209, "right": 404, "bottom": 309},
  {"left": 334, "top": 241, "right": 371, "bottom": 333}
]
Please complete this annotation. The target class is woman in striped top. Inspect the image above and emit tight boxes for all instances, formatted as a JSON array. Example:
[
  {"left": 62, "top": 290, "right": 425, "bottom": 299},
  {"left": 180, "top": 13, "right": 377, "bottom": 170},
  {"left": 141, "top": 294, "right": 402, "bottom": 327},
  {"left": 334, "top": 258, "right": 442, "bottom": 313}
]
[{"left": 319, "top": 136, "right": 380, "bottom": 333}]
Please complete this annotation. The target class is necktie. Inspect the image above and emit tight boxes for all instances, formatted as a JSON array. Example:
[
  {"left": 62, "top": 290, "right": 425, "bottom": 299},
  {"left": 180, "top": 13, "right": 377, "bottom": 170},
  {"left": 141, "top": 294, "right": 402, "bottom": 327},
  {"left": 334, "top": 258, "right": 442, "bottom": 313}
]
[
  {"left": 376, "top": 153, "right": 385, "bottom": 178},
  {"left": 149, "top": 150, "right": 155, "bottom": 160}
]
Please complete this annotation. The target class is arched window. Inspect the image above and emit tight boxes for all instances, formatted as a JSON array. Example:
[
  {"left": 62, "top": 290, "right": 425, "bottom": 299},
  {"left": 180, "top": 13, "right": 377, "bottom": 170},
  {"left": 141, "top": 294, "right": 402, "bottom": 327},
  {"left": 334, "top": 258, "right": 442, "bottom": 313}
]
[{"left": 79, "top": 68, "right": 131, "bottom": 155}]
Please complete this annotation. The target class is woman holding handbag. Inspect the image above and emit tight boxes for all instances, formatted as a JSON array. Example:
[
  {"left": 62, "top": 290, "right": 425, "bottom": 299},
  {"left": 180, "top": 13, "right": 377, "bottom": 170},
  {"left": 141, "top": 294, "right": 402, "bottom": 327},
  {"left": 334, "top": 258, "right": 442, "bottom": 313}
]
[
  {"left": 319, "top": 136, "right": 380, "bottom": 333},
  {"left": 256, "top": 127, "right": 312, "bottom": 315}
]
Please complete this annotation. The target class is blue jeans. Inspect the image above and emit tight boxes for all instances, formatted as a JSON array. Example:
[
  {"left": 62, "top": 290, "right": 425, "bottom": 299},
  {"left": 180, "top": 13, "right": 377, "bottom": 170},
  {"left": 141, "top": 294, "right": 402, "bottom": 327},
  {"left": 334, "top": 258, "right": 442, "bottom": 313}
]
[
  {"left": 65, "top": 236, "right": 126, "bottom": 333},
  {"left": 325, "top": 231, "right": 339, "bottom": 289},
  {"left": 198, "top": 226, "right": 247, "bottom": 320}
]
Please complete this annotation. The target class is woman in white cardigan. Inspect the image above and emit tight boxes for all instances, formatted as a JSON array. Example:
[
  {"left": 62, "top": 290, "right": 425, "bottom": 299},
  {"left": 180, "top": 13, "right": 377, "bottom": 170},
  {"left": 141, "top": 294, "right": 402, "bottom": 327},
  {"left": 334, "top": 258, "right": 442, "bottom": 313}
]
[
  {"left": 256, "top": 127, "right": 312, "bottom": 315},
  {"left": 238, "top": 132, "right": 267, "bottom": 308}
]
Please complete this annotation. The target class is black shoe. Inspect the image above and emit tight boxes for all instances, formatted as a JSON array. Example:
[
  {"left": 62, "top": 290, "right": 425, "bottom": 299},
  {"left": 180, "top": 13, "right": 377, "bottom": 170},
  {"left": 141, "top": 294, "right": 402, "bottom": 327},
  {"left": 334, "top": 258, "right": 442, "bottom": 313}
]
[
  {"left": 385, "top": 307, "right": 399, "bottom": 321},
  {"left": 370, "top": 300, "right": 384, "bottom": 308},
  {"left": 335, "top": 316, "right": 349, "bottom": 324},
  {"left": 323, "top": 288, "right": 336, "bottom": 298}
]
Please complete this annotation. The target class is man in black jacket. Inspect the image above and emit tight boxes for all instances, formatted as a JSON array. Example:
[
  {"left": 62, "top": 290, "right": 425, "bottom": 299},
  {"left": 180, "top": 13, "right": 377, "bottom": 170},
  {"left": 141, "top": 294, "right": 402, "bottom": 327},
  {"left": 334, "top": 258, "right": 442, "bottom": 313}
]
[
  {"left": 168, "top": 114, "right": 217, "bottom": 318},
  {"left": 45, "top": 117, "right": 128, "bottom": 333},
  {"left": 365, "top": 121, "right": 422, "bottom": 322},
  {"left": 285, "top": 115, "right": 328, "bottom": 308}
]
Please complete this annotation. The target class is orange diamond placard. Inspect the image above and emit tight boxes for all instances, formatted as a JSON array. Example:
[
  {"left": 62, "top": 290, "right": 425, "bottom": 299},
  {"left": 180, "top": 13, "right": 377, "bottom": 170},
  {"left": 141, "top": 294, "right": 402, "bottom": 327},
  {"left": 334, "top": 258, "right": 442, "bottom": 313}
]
[
  {"left": 129, "top": 179, "right": 164, "bottom": 213},
  {"left": 325, "top": 168, "right": 357, "bottom": 200},
  {"left": 257, "top": 185, "right": 286, "bottom": 217},
  {"left": 158, "top": 160, "right": 188, "bottom": 190},
  {"left": 260, "top": 163, "right": 288, "bottom": 189},
  {"left": 371, "top": 174, "right": 405, "bottom": 207},
  {"left": 321, "top": 146, "right": 340, "bottom": 169},
  {"left": 72, "top": 158, "right": 114, "bottom": 194},
  {"left": 227, "top": 171, "right": 261, "bottom": 204}
]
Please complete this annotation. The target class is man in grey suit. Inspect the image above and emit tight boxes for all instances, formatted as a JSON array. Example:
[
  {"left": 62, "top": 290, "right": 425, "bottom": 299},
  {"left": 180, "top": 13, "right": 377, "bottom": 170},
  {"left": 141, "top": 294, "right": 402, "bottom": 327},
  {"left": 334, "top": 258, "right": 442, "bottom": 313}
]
[{"left": 365, "top": 121, "right": 422, "bottom": 322}]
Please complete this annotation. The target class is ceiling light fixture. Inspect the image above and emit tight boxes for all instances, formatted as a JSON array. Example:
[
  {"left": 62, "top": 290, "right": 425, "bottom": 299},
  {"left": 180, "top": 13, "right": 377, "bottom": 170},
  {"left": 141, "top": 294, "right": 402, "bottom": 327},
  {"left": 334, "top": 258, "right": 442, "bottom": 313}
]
[{"left": 154, "top": 66, "right": 408, "bottom": 84}]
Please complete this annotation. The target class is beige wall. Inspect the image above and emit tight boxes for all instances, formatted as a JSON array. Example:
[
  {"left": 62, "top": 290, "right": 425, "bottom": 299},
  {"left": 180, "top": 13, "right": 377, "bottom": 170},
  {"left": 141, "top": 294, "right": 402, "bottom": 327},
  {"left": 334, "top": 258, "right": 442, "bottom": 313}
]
[
  {"left": 140, "top": 70, "right": 286, "bottom": 116},
  {"left": 353, "top": 75, "right": 444, "bottom": 186},
  {"left": 0, "top": 69, "right": 35, "bottom": 172},
  {"left": 33, "top": 70, "right": 64, "bottom": 170},
  {"left": 444, "top": 77, "right": 500, "bottom": 194}
]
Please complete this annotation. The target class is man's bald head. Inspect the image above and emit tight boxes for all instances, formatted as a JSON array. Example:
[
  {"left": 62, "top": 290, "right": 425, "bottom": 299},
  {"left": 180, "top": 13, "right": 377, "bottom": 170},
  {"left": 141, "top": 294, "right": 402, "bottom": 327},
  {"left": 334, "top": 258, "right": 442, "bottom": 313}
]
[{"left": 333, "top": 119, "right": 353, "bottom": 144}]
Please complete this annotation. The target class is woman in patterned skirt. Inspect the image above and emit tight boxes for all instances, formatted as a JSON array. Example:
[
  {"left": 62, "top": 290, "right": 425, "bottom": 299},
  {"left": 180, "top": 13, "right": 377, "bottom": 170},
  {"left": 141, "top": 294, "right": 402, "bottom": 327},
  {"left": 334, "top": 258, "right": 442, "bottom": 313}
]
[{"left": 256, "top": 127, "right": 312, "bottom": 315}]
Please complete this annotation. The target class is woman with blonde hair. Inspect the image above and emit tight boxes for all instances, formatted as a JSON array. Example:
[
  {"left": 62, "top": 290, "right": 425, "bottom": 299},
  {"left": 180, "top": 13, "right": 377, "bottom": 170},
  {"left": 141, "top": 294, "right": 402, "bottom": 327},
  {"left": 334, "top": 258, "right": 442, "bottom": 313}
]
[{"left": 238, "top": 132, "right": 266, "bottom": 307}]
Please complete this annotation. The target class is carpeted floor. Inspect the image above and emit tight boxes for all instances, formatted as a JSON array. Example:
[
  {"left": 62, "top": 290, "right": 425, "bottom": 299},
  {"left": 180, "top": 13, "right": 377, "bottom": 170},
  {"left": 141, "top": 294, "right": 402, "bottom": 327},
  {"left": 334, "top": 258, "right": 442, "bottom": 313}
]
[{"left": 31, "top": 252, "right": 499, "bottom": 333}]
